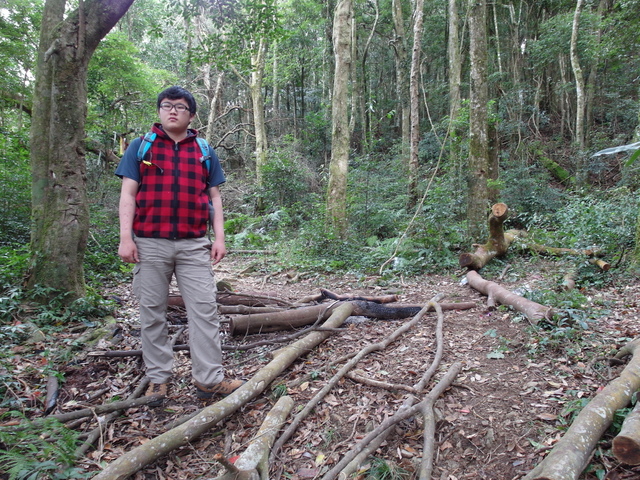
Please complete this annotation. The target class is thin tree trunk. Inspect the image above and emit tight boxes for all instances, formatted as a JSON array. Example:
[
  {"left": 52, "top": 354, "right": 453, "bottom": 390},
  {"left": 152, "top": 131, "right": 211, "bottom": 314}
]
[
  {"left": 392, "top": 0, "right": 410, "bottom": 160},
  {"left": 570, "top": 0, "right": 586, "bottom": 151},
  {"left": 326, "top": 0, "right": 352, "bottom": 237},
  {"left": 251, "top": 37, "right": 269, "bottom": 188},
  {"left": 408, "top": 0, "right": 425, "bottom": 207}
]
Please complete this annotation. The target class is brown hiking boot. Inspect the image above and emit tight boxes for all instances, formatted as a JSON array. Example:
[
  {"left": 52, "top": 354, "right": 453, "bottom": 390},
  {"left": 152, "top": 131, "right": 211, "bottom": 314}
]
[
  {"left": 195, "top": 379, "right": 245, "bottom": 399},
  {"left": 145, "top": 382, "right": 168, "bottom": 407}
]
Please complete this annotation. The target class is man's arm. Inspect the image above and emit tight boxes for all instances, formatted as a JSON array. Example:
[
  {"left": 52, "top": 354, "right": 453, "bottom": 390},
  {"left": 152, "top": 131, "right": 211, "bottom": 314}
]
[
  {"left": 118, "top": 177, "right": 140, "bottom": 263},
  {"left": 208, "top": 185, "right": 226, "bottom": 264}
]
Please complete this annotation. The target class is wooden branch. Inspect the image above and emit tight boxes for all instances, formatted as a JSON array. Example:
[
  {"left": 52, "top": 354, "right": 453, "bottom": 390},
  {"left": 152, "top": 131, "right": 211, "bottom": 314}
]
[
  {"left": 345, "top": 370, "right": 417, "bottom": 393},
  {"left": 466, "top": 270, "right": 553, "bottom": 325},
  {"left": 44, "top": 375, "right": 59, "bottom": 415},
  {"left": 75, "top": 376, "right": 148, "bottom": 458},
  {"left": 337, "top": 300, "right": 448, "bottom": 479},
  {"left": 212, "top": 396, "right": 294, "bottom": 480},
  {"left": 321, "top": 362, "right": 462, "bottom": 480},
  {"left": 269, "top": 297, "right": 442, "bottom": 464},
  {"left": 319, "top": 288, "right": 400, "bottom": 303},
  {"left": 613, "top": 398, "right": 640, "bottom": 465},
  {"left": 522, "top": 338, "right": 640, "bottom": 480},
  {"left": 91, "top": 303, "right": 355, "bottom": 480}
]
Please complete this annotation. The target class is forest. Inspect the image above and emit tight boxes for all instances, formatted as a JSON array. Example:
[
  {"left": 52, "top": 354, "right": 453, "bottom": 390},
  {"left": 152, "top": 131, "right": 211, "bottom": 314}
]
[{"left": 1, "top": 0, "right": 640, "bottom": 478}]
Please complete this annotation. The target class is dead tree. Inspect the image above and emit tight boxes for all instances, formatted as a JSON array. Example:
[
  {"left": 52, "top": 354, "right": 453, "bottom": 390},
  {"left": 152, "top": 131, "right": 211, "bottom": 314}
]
[{"left": 459, "top": 203, "right": 522, "bottom": 270}]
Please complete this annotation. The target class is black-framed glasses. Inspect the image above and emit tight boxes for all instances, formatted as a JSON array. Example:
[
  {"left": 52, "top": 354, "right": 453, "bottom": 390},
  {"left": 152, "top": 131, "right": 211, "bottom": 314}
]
[{"left": 159, "top": 102, "right": 190, "bottom": 113}]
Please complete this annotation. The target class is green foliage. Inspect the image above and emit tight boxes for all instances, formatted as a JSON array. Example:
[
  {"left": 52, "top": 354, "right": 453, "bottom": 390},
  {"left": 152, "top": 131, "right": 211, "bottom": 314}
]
[
  {"left": 364, "top": 457, "right": 410, "bottom": 480},
  {"left": 0, "top": 129, "right": 31, "bottom": 245},
  {"left": 87, "top": 31, "right": 173, "bottom": 138},
  {"left": 257, "top": 149, "right": 320, "bottom": 214},
  {"left": 0, "top": 415, "right": 91, "bottom": 480}
]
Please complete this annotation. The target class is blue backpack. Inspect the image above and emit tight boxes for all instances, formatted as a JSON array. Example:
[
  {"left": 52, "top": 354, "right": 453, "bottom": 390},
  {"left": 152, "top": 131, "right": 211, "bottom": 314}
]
[{"left": 136, "top": 132, "right": 212, "bottom": 174}]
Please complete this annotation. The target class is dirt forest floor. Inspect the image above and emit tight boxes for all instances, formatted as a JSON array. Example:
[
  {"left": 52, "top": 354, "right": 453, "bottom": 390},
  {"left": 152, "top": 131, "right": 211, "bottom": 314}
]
[{"left": 35, "top": 255, "right": 640, "bottom": 479}]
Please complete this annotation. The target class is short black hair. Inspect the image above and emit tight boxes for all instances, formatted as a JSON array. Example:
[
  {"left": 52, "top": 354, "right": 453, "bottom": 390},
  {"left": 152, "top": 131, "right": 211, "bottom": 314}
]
[{"left": 157, "top": 86, "right": 197, "bottom": 114}]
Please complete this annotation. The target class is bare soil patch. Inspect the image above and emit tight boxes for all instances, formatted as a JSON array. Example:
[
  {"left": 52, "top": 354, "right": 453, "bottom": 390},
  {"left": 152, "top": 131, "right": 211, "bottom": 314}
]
[{"left": 24, "top": 256, "right": 640, "bottom": 479}]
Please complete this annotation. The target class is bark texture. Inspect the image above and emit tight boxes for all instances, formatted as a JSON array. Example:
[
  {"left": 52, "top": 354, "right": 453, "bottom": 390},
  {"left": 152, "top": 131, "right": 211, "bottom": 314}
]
[
  {"left": 613, "top": 395, "right": 640, "bottom": 465},
  {"left": 523, "top": 338, "right": 640, "bottom": 480},
  {"left": 467, "top": 0, "right": 490, "bottom": 239},
  {"left": 326, "top": 0, "right": 352, "bottom": 237},
  {"left": 28, "top": 0, "right": 134, "bottom": 300}
]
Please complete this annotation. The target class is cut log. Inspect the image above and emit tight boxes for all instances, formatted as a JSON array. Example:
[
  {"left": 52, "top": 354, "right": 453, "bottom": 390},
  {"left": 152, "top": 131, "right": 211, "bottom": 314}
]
[
  {"left": 91, "top": 303, "right": 354, "bottom": 480},
  {"left": 229, "top": 300, "right": 476, "bottom": 336},
  {"left": 612, "top": 396, "right": 640, "bottom": 465},
  {"left": 459, "top": 203, "right": 523, "bottom": 270},
  {"left": 523, "top": 338, "right": 640, "bottom": 480},
  {"left": 466, "top": 270, "right": 552, "bottom": 325}
]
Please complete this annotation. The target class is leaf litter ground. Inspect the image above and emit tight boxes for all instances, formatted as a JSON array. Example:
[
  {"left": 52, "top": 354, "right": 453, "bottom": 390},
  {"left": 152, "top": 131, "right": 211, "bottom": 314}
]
[{"left": 44, "top": 256, "right": 640, "bottom": 479}]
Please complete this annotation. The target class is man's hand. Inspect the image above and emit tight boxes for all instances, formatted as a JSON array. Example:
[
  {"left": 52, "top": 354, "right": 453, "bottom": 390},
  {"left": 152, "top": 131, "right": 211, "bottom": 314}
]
[
  {"left": 211, "top": 238, "right": 226, "bottom": 265},
  {"left": 119, "top": 238, "right": 139, "bottom": 263}
]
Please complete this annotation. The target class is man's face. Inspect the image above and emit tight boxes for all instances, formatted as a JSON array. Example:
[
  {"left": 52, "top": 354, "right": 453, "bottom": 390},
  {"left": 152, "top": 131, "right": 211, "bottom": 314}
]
[{"left": 158, "top": 97, "right": 195, "bottom": 134}]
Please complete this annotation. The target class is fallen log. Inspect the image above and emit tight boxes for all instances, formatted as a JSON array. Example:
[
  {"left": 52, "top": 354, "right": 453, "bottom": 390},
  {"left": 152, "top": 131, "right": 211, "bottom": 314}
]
[
  {"left": 466, "top": 270, "right": 552, "bottom": 325},
  {"left": 523, "top": 338, "right": 640, "bottom": 480},
  {"left": 612, "top": 395, "right": 640, "bottom": 465},
  {"left": 459, "top": 203, "right": 523, "bottom": 270},
  {"left": 212, "top": 395, "right": 294, "bottom": 480},
  {"left": 230, "top": 300, "right": 475, "bottom": 336},
  {"left": 91, "top": 303, "right": 354, "bottom": 480}
]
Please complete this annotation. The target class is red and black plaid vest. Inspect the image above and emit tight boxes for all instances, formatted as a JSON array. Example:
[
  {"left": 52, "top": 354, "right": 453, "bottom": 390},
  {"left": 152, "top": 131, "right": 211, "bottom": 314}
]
[{"left": 134, "top": 129, "right": 210, "bottom": 239}]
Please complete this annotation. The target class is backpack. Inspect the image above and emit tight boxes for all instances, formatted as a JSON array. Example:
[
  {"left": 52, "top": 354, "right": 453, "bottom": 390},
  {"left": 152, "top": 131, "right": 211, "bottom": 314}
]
[
  {"left": 136, "top": 131, "right": 215, "bottom": 229},
  {"left": 136, "top": 132, "right": 212, "bottom": 174}
]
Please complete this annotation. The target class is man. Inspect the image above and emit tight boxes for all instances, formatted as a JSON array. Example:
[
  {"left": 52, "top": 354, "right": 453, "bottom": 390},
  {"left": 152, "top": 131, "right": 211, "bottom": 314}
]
[{"left": 116, "top": 86, "right": 243, "bottom": 404}]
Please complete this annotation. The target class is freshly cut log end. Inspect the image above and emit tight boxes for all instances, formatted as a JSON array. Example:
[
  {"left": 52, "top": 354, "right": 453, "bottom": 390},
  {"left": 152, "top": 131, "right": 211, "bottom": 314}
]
[{"left": 613, "top": 435, "right": 640, "bottom": 465}]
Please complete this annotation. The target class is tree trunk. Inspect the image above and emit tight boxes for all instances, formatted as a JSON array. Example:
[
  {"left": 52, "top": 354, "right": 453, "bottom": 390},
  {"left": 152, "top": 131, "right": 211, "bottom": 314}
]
[
  {"left": 448, "top": 0, "right": 461, "bottom": 123},
  {"left": 251, "top": 37, "right": 269, "bottom": 188},
  {"left": 392, "top": 0, "right": 410, "bottom": 162},
  {"left": 326, "top": 0, "right": 352, "bottom": 237},
  {"left": 27, "top": 0, "right": 134, "bottom": 301},
  {"left": 467, "top": 0, "right": 490, "bottom": 240},
  {"left": 570, "top": 0, "right": 586, "bottom": 151},
  {"left": 523, "top": 338, "right": 640, "bottom": 480},
  {"left": 408, "top": 0, "right": 425, "bottom": 207}
]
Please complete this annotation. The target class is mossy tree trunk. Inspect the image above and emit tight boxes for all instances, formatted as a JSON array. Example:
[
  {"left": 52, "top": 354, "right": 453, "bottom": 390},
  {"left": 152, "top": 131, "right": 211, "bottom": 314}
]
[
  {"left": 27, "top": 0, "right": 134, "bottom": 302},
  {"left": 467, "top": 0, "right": 490, "bottom": 240}
]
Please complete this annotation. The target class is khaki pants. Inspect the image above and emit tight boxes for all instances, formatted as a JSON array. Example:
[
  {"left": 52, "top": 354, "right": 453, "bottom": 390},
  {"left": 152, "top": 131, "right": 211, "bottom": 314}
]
[{"left": 132, "top": 237, "right": 223, "bottom": 387}]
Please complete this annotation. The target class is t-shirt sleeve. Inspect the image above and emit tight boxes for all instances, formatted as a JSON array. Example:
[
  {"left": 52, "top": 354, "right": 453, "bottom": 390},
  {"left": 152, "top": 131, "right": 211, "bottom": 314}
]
[
  {"left": 206, "top": 146, "right": 226, "bottom": 189},
  {"left": 114, "top": 137, "right": 143, "bottom": 182}
]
